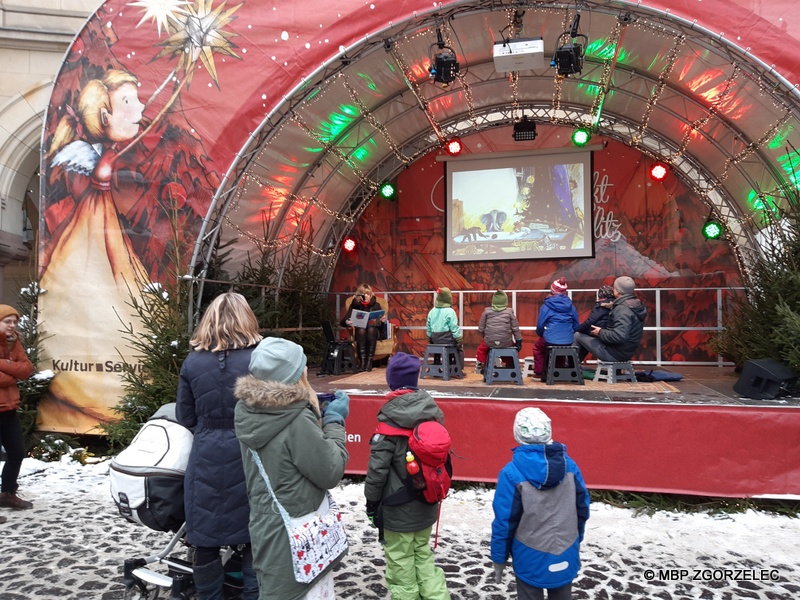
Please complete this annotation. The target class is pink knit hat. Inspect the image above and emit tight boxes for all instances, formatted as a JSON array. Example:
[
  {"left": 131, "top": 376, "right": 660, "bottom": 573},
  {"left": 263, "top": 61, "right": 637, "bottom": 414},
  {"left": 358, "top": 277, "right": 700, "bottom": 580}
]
[{"left": 550, "top": 277, "right": 568, "bottom": 295}]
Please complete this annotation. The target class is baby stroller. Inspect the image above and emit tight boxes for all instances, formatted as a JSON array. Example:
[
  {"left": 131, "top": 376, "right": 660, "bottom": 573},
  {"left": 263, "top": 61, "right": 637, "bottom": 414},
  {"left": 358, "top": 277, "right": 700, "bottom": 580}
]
[{"left": 110, "top": 404, "right": 247, "bottom": 599}]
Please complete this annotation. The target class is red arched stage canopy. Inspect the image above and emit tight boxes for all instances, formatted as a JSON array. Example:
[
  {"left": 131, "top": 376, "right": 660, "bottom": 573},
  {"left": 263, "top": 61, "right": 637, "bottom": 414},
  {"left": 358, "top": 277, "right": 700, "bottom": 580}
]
[{"left": 37, "top": 0, "right": 800, "bottom": 496}]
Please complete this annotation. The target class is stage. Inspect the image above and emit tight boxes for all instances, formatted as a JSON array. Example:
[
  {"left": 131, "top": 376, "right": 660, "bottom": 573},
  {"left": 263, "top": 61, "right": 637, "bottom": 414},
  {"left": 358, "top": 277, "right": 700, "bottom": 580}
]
[{"left": 310, "top": 366, "right": 800, "bottom": 499}]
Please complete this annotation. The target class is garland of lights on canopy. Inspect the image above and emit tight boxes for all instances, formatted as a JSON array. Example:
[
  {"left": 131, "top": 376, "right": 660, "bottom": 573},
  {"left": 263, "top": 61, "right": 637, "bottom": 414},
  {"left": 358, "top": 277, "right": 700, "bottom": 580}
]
[{"left": 173, "top": 0, "right": 800, "bottom": 319}]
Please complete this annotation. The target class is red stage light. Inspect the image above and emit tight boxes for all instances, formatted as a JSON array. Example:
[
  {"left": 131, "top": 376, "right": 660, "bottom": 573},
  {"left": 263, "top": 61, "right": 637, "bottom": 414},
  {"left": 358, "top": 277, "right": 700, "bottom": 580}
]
[
  {"left": 342, "top": 236, "right": 357, "bottom": 253},
  {"left": 649, "top": 162, "right": 668, "bottom": 181},
  {"left": 444, "top": 138, "right": 463, "bottom": 156}
]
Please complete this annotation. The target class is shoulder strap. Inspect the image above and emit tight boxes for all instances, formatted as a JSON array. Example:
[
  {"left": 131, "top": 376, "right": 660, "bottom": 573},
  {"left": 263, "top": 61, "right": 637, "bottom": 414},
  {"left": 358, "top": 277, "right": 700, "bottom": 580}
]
[{"left": 375, "top": 422, "right": 412, "bottom": 437}]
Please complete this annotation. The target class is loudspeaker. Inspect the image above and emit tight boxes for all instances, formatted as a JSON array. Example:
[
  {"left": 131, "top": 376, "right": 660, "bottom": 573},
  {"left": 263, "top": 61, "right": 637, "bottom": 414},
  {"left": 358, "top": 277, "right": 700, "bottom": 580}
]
[{"left": 733, "top": 359, "right": 798, "bottom": 400}]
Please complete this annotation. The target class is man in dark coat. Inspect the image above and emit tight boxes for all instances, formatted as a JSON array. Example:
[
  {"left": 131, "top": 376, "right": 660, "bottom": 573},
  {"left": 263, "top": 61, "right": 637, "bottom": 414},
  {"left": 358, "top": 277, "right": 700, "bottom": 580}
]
[{"left": 573, "top": 276, "right": 647, "bottom": 362}]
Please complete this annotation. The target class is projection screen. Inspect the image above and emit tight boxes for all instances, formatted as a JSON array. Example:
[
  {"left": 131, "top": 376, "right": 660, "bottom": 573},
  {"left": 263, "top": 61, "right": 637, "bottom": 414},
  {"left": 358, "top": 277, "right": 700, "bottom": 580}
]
[{"left": 443, "top": 148, "right": 594, "bottom": 262}]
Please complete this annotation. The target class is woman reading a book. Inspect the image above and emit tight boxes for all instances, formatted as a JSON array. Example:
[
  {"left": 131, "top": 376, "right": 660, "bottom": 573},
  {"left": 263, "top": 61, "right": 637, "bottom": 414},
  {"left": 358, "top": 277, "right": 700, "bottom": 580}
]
[{"left": 340, "top": 283, "right": 387, "bottom": 372}]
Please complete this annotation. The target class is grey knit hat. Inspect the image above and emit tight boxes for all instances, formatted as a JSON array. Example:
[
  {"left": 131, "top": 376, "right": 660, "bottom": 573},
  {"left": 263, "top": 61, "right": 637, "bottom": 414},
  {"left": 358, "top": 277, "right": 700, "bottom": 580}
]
[
  {"left": 249, "top": 337, "right": 307, "bottom": 384},
  {"left": 513, "top": 407, "right": 552, "bottom": 445},
  {"left": 614, "top": 276, "right": 636, "bottom": 296}
]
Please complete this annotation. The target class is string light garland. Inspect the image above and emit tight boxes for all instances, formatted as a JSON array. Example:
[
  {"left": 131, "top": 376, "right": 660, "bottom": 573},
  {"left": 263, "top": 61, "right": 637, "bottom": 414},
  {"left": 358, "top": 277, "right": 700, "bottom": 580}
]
[
  {"left": 720, "top": 110, "right": 793, "bottom": 180},
  {"left": 213, "top": 4, "right": 800, "bottom": 275},
  {"left": 667, "top": 65, "right": 740, "bottom": 163},
  {"left": 633, "top": 33, "right": 685, "bottom": 145},
  {"left": 340, "top": 74, "right": 411, "bottom": 165}
]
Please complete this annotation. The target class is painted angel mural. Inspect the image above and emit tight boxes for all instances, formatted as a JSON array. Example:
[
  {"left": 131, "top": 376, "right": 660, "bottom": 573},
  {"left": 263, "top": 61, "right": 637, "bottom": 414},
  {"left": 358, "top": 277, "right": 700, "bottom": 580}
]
[{"left": 38, "top": 0, "right": 242, "bottom": 433}]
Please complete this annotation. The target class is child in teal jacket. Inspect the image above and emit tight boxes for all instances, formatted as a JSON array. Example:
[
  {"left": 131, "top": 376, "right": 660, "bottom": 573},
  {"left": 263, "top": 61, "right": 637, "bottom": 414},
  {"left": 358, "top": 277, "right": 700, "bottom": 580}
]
[{"left": 425, "top": 287, "right": 463, "bottom": 371}]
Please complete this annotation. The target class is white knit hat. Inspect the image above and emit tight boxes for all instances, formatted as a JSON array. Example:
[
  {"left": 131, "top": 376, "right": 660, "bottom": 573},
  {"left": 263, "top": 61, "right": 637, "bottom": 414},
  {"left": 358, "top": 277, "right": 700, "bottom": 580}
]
[{"left": 513, "top": 407, "right": 552, "bottom": 444}]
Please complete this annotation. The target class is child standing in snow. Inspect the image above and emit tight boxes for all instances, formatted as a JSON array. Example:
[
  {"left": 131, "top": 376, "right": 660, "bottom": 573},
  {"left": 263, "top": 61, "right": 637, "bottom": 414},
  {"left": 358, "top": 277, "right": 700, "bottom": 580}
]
[
  {"left": 491, "top": 407, "right": 590, "bottom": 599},
  {"left": 364, "top": 352, "right": 450, "bottom": 599}
]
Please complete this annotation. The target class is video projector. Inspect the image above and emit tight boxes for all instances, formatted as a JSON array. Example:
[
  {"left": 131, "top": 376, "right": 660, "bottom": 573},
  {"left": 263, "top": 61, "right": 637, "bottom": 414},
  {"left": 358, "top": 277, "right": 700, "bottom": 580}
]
[{"left": 493, "top": 37, "right": 545, "bottom": 73}]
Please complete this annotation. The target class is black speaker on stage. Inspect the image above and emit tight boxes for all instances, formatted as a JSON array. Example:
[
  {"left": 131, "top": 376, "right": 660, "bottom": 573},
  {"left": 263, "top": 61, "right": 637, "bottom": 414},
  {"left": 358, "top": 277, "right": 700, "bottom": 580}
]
[{"left": 733, "top": 359, "right": 798, "bottom": 400}]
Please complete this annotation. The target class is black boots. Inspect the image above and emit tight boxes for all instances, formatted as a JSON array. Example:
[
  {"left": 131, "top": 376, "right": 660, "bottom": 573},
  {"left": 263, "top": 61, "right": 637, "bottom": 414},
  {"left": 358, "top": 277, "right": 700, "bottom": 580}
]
[
  {"left": 358, "top": 345, "right": 368, "bottom": 372},
  {"left": 364, "top": 337, "right": 377, "bottom": 372}
]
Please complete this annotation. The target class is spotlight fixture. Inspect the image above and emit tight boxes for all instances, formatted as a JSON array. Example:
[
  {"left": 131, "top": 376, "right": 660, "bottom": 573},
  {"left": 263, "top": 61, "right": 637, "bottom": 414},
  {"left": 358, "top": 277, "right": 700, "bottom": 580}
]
[
  {"left": 702, "top": 217, "right": 724, "bottom": 240},
  {"left": 428, "top": 27, "right": 460, "bottom": 87},
  {"left": 649, "top": 162, "right": 669, "bottom": 182},
  {"left": 342, "top": 236, "right": 358, "bottom": 253},
  {"left": 444, "top": 137, "right": 463, "bottom": 156},
  {"left": 513, "top": 115, "right": 538, "bottom": 141},
  {"left": 551, "top": 12, "right": 588, "bottom": 76},
  {"left": 571, "top": 127, "right": 592, "bottom": 147},
  {"left": 378, "top": 182, "right": 397, "bottom": 200}
]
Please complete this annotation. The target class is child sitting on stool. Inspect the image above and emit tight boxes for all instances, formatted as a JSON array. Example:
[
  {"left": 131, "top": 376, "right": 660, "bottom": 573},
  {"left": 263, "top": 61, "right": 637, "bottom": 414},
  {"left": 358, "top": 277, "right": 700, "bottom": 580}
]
[
  {"left": 576, "top": 285, "right": 615, "bottom": 335},
  {"left": 475, "top": 290, "right": 523, "bottom": 375},
  {"left": 533, "top": 277, "right": 579, "bottom": 380},
  {"left": 426, "top": 287, "right": 463, "bottom": 373}
]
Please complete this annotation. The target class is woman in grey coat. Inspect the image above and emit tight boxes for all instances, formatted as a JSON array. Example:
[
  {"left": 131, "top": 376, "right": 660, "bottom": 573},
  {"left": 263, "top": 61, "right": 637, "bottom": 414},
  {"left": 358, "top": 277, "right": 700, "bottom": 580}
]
[{"left": 176, "top": 292, "right": 262, "bottom": 600}]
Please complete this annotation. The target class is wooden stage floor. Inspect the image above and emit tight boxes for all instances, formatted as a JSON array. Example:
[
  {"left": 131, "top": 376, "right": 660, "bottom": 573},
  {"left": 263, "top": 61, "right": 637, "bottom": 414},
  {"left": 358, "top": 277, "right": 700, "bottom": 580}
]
[{"left": 311, "top": 364, "right": 800, "bottom": 408}]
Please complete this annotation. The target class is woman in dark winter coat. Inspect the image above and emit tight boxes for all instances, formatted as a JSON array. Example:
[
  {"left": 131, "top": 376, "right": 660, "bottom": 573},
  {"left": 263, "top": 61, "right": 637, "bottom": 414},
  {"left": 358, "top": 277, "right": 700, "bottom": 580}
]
[
  {"left": 176, "top": 292, "right": 262, "bottom": 600},
  {"left": 340, "top": 283, "right": 387, "bottom": 372},
  {"left": 235, "top": 337, "right": 350, "bottom": 600}
]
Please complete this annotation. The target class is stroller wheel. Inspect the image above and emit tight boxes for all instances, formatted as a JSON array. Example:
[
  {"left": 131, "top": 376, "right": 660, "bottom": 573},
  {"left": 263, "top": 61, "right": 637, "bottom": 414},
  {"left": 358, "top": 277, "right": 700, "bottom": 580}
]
[{"left": 123, "top": 584, "right": 161, "bottom": 600}]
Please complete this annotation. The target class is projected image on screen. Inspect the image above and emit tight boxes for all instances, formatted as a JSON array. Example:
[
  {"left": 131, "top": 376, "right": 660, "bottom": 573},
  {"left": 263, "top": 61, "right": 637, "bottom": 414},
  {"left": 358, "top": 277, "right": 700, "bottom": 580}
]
[{"left": 445, "top": 150, "right": 593, "bottom": 262}]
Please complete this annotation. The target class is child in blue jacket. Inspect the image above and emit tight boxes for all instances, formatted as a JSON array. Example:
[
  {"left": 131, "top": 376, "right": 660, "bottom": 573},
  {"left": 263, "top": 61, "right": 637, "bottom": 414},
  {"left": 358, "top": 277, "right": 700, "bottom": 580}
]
[
  {"left": 491, "top": 407, "right": 590, "bottom": 599},
  {"left": 533, "top": 278, "right": 579, "bottom": 377}
]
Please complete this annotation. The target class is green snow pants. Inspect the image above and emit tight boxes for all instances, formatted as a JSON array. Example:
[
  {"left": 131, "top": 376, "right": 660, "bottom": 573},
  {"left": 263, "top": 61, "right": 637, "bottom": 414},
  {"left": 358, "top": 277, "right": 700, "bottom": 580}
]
[{"left": 383, "top": 528, "right": 450, "bottom": 600}]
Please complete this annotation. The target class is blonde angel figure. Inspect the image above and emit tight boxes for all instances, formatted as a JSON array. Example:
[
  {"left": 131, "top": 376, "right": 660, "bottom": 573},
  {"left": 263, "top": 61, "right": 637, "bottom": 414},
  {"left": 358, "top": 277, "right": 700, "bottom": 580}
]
[{"left": 38, "top": 69, "right": 155, "bottom": 432}]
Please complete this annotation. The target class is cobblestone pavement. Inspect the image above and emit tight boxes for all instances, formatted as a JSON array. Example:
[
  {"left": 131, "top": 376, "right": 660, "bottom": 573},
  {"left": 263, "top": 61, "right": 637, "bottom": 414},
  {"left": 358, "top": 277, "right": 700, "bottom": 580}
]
[{"left": 1, "top": 459, "right": 798, "bottom": 599}]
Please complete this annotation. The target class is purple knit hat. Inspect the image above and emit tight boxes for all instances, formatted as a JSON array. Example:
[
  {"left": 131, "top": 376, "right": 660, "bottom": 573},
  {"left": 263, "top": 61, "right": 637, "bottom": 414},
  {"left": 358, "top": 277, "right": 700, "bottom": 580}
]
[{"left": 386, "top": 352, "right": 421, "bottom": 390}]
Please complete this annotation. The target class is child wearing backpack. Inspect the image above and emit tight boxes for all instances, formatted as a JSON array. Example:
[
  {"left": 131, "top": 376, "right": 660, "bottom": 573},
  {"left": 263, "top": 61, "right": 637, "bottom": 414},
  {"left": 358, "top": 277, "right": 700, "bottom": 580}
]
[
  {"left": 491, "top": 407, "right": 590, "bottom": 600},
  {"left": 365, "top": 352, "right": 451, "bottom": 600}
]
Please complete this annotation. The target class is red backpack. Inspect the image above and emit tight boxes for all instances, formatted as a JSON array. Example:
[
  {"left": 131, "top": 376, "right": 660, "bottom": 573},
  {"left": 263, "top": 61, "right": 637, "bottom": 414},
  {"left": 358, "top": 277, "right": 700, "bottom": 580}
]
[{"left": 374, "top": 420, "right": 453, "bottom": 505}]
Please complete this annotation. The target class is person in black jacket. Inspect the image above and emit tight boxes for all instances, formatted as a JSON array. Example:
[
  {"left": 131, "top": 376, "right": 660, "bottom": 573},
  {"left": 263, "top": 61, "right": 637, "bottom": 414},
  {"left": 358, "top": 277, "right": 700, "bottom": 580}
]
[
  {"left": 177, "top": 292, "right": 262, "bottom": 600},
  {"left": 340, "top": 283, "right": 387, "bottom": 372},
  {"left": 575, "top": 285, "right": 615, "bottom": 335},
  {"left": 573, "top": 276, "right": 647, "bottom": 363}
]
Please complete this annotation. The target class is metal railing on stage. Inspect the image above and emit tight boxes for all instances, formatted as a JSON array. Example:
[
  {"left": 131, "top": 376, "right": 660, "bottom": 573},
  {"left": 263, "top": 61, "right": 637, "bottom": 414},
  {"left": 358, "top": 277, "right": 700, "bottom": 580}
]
[{"left": 331, "top": 287, "right": 744, "bottom": 367}]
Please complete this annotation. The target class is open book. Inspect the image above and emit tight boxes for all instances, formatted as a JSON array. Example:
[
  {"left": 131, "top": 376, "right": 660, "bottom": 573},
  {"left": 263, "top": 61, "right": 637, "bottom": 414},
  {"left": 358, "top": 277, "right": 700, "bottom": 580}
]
[{"left": 350, "top": 309, "right": 385, "bottom": 329}]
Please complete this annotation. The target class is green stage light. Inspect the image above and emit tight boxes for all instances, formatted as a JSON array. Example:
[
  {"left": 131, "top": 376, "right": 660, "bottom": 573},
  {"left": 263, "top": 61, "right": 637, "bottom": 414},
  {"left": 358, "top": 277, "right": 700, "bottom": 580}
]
[
  {"left": 379, "top": 182, "right": 396, "bottom": 199},
  {"left": 702, "top": 219, "right": 724, "bottom": 240},
  {"left": 572, "top": 127, "right": 591, "bottom": 147}
]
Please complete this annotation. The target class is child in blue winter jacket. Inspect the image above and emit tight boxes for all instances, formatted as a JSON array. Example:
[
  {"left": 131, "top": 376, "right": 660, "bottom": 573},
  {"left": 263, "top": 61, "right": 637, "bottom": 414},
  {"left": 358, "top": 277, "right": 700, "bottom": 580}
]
[
  {"left": 491, "top": 407, "right": 590, "bottom": 600},
  {"left": 533, "top": 278, "right": 579, "bottom": 377}
]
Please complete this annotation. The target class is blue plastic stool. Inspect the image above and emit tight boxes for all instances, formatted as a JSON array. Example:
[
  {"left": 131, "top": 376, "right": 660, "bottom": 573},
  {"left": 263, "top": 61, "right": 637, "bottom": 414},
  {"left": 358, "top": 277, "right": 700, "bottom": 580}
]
[
  {"left": 420, "top": 345, "right": 462, "bottom": 381},
  {"left": 484, "top": 348, "right": 523, "bottom": 385},
  {"left": 594, "top": 361, "right": 636, "bottom": 383},
  {"left": 545, "top": 345, "right": 584, "bottom": 385}
]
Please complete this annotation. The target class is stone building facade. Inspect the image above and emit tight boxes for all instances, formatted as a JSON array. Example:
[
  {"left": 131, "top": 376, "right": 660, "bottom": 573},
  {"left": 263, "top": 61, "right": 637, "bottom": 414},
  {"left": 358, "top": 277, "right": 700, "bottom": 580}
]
[{"left": 0, "top": 1, "right": 95, "bottom": 302}]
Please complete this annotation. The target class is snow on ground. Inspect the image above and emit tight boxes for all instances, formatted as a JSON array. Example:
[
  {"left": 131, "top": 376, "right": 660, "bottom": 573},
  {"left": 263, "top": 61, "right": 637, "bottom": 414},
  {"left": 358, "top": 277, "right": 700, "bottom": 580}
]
[{"left": 1, "top": 456, "right": 798, "bottom": 599}]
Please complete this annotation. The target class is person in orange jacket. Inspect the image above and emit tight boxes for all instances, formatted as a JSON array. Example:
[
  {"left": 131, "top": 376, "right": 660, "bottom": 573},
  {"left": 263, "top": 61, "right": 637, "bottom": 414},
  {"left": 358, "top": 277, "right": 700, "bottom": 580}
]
[{"left": 0, "top": 304, "right": 35, "bottom": 515}]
